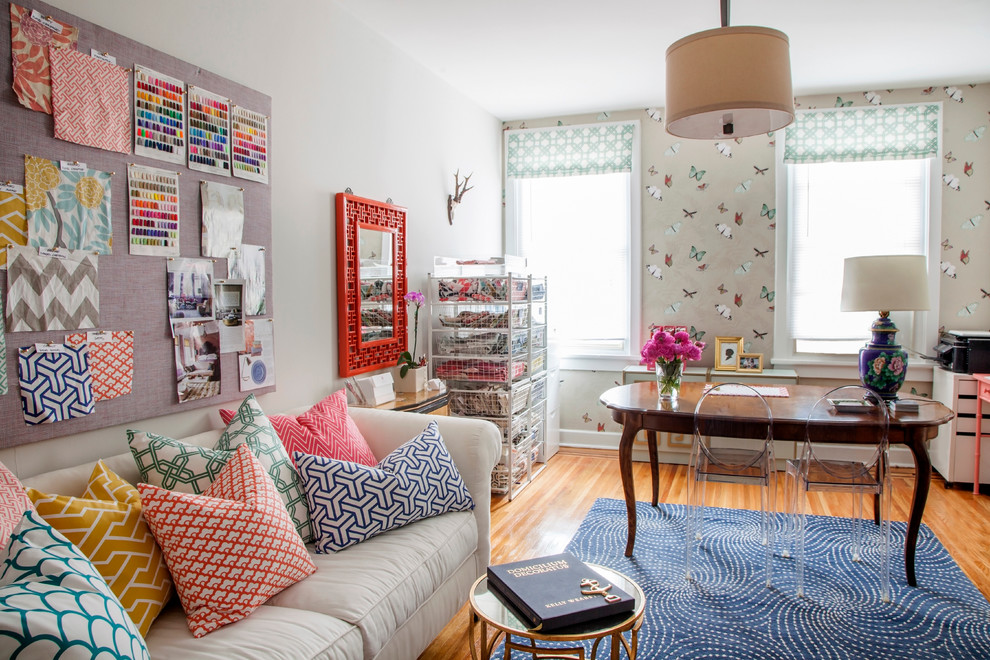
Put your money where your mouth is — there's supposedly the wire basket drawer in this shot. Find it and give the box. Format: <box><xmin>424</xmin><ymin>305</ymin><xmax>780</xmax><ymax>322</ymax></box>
<box><xmin>434</xmin><ymin>277</ymin><xmax>528</xmax><ymax>303</ymax></box>
<box><xmin>529</xmin><ymin>375</ymin><xmax>547</xmax><ymax>406</ymax></box>
<box><xmin>434</xmin><ymin>358</ymin><xmax>527</xmax><ymax>382</ymax></box>
<box><xmin>448</xmin><ymin>380</ymin><xmax>531</xmax><ymax>416</ymax></box>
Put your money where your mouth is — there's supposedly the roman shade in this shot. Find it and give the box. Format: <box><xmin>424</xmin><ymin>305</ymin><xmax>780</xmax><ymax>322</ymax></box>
<box><xmin>506</xmin><ymin>122</ymin><xmax>636</xmax><ymax>179</ymax></box>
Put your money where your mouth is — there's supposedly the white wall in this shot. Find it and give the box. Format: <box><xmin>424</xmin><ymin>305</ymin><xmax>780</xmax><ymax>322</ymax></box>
<box><xmin>2</xmin><ymin>0</ymin><xmax>503</xmax><ymax>477</ymax></box>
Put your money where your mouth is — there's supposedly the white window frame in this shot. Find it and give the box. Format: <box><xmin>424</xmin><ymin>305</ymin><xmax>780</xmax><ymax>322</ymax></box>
<box><xmin>505</xmin><ymin>121</ymin><xmax>642</xmax><ymax>371</ymax></box>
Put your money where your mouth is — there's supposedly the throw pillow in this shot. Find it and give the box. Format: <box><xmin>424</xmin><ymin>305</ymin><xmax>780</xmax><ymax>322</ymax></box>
<box><xmin>0</xmin><ymin>462</ymin><xmax>33</xmax><ymax>551</ymax></box>
<box><xmin>215</xmin><ymin>394</ymin><xmax>312</xmax><ymax>542</ymax></box>
<box><xmin>26</xmin><ymin>461</ymin><xmax>173</xmax><ymax>637</ymax></box>
<box><xmin>220</xmin><ymin>389</ymin><xmax>377</xmax><ymax>466</ymax></box>
<box><xmin>139</xmin><ymin>445</ymin><xmax>317</xmax><ymax>637</ymax></box>
<box><xmin>0</xmin><ymin>510</ymin><xmax>150</xmax><ymax>659</ymax></box>
<box><xmin>295</xmin><ymin>420</ymin><xmax>474</xmax><ymax>552</ymax></box>
<box><xmin>128</xmin><ymin>428</ymin><xmax>232</xmax><ymax>493</ymax></box>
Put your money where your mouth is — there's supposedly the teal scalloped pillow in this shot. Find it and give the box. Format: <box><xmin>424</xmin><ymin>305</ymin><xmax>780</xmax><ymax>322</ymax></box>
<box><xmin>0</xmin><ymin>510</ymin><xmax>150</xmax><ymax>659</ymax></box>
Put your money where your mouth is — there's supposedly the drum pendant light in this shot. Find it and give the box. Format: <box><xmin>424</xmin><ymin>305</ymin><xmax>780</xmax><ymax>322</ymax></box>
<box><xmin>665</xmin><ymin>0</ymin><xmax>794</xmax><ymax>139</ymax></box>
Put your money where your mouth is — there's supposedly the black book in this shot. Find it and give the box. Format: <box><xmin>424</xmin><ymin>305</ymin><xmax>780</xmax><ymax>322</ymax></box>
<box><xmin>486</xmin><ymin>553</ymin><xmax>635</xmax><ymax>631</ymax></box>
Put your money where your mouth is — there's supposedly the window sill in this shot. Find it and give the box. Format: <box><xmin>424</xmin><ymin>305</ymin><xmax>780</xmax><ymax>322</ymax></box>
<box><xmin>771</xmin><ymin>357</ymin><xmax>935</xmax><ymax>382</ymax></box>
<box><xmin>560</xmin><ymin>355</ymin><xmax>637</xmax><ymax>372</ymax></box>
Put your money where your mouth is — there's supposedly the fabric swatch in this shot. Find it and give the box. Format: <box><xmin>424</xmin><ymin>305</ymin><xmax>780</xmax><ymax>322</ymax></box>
<box><xmin>200</xmin><ymin>180</ymin><xmax>244</xmax><ymax>258</ymax></box>
<box><xmin>65</xmin><ymin>330</ymin><xmax>134</xmax><ymax>401</ymax></box>
<box><xmin>25</xmin><ymin>155</ymin><xmax>113</xmax><ymax>254</ymax></box>
<box><xmin>6</xmin><ymin>245</ymin><xmax>99</xmax><ymax>331</ymax></box>
<box><xmin>17</xmin><ymin>343</ymin><xmax>94</xmax><ymax>425</ymax></box>
<box><xmin>9</xmin><ymin>4</ymin><xmax>79</xmax><ymax>114</ymax></box>
<box><xmin>228</xmin><ymin>243</ymin><xmax>266</xmax><ymax>315</ymax></box>
<box><xmin>0</xmin><ymin>188</ymin><xmax>28</xmax><ymax>270</ymax></box>
<box><xmin>0</xmin><ymin>462</ymin><xmax>34</xmax><ymax>552</ymax></box>
<box><xmin>50</xmin><ymin>46</ymin><xmax>131</xmax><ymax>154</ymax></box>
<box><xmin>0</xmin><ymin>290</ymin><xmax>5</xmax><ymax>397</ymax></box>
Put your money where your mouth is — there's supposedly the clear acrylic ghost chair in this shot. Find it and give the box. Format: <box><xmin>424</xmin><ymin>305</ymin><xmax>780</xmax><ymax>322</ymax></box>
<box><xmin>687</xmin><ymin>383</ymin><xmax>775</xmax><ymax>587</ymax></box>
<box><xmin>784</xmin><ymin>385</ymin><xmax>892</xmax><ymax>602</ymax></box>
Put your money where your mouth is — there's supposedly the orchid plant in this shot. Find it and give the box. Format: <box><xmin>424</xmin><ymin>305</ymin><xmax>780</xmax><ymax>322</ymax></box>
<box><xmin>396</xmin><ymin>290</ymin><xmax>426</xmax><ymax>377</ymax></box>
<box><xmin>641</xmin><ymin>329</ymin><xmax>705</xmax><ymax>397</ymax></box>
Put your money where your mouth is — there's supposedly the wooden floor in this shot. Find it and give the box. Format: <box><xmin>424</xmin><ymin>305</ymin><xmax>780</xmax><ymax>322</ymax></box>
<box><xmin>419</xmin><ymin>447</ymin><xmax>990</xmax><ymax>659</ymax></box>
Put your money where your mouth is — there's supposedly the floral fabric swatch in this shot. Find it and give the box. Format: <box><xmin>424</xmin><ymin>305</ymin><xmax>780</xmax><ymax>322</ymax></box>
<box><xmin>200</xmin><ymin>181</ymin><xmax>243</xmax><ymax>258</ymax></box>
<box><xmin>25</xmin><ymin>155</ymin><xmax>113</xmax><ymax>254</ymax></box>
<box><xmin>65</xmin><ymin>331</ymin><xmax>134</xmax><ymax>402</ymax></box>
<box><xmin>10</xmin><ymin>4</ymin><xmax>79</xmax><ymax>114</ymax></box>
<box><xmin>0</xmin><ymin>188</ymin><xmax>28</xmax><ymax>270</ymax></box>
<box><xmin>6</xmin><ymin>245</ymin><xmax>99</xmax><ymax>332</ymax></box>
<box><xmin>17</xmin><ymin>343</ymin><xmax>94</xmax><ymax>425</ymax></box>
<box><xmin>51</xmin><ymin>47</ymin><xmax>131</xmax><ymax>154</ymax></box>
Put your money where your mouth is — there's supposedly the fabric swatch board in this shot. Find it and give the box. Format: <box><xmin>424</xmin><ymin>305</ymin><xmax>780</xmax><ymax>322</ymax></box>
<box><xmin>51</xmin><ymin>46</ymin><xmax>131</xmax><ymax>154</ymax></box>
<box><xmin>65</xmin><ymin>331</ymin><xmax>134</xmax><ymax>402</ymax></box>
<box><xmin>25</xmin><ymin>155</ymin><xmax>113</xmax><ymax>254</ymax></box>
<box><xmin>0</xmin><ymin>186</ymin><xmax>28</xmax><ymax>269</ymax></box>
<box><xmin>6</xmin><ymin>245</ymin><xmax>99</xmax><ymax>332</ymax></box>
<box><xmin>18</xmin><ymin>343</ymin><xmax>95</xmax><ymax>425</ymax></box>
<box><xmin>10</xmin><ymin>3</ymin><xmax>79</xmax><ymax>113</ymax></box>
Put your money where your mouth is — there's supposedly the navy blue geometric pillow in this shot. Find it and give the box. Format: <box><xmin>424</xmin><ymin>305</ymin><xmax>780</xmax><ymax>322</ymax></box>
<box><xmin>295</xmin><ymin>421</ymin><xmax>474</xmax><ymax>552</ymax></box>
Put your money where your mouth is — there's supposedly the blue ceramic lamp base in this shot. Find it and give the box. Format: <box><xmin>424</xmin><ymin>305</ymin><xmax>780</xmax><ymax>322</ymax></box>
<box><xmin>859</xmin><ymin>313</ymin><xmax>908</xmax><ymax>400</ymax></box>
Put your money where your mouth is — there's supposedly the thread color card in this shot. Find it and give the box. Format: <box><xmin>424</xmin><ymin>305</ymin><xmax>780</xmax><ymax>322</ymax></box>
<box><xmin>127</xmin><ymin>164</ymin><xmax>180</xmax><ymax>256</ymax></box>
<box><xmin>187</xmin><ymin>85</ymin><xmax>231</xmax><ymax>177</ymax></box>
<box><xmin>134</xmin><ymin>65</ymin><xmax>186</xmax><ymax>164</ymax></box>
<box><xmin>231</xmin><ymin>104</ymin><xmax>269</xmax><ymax>184</ymax></box>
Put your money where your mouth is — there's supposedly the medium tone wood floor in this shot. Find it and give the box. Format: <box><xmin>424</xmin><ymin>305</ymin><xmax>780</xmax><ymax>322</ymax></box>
<box><xmin>420</xmin><ymin>447</ymin><xmax>990</xmax><ymax>659</ymax></box>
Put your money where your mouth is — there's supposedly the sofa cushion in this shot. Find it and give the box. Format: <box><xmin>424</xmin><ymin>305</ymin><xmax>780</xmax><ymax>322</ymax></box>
<box><xmin>267</xmin><ymin>508</ymin><xmax>478</xmax><ymax>659</ymax></box>
<box><xmin>25</xmin><ymin>461</ymin><xmax>173</xmax><ymax>637</ymax></box>
<box><xmin>129</xmin><ymin>429</ymin><xmax>232</xmax><ymax>493</ymax></box>
<box><xmin>295</xmin><ymin>421</ymin><xmax>474</xmax><ymax>552</ymax></box>
<box><xmin>221</xmin><ymin>389</ymin><xmax>376</xmax><ymax>466</ymax></box>
<box><xmin>215</xmin><ymin>393</ymin><xmax>312</xmax><ymax>542</ymax></box>
<box><xmin>139</xmin><ymin>446</ymin><xmax>316</xmax><ymax>637</ymax></box>
<box><xmin>0</xmin><ymin>510</ymin><xmax>150</xmax><ymax>660</ymax></box>
<box><xmin>0</xmin><ymin>462</ymin><xmax>33</xmax><ymax>551</ymax></box>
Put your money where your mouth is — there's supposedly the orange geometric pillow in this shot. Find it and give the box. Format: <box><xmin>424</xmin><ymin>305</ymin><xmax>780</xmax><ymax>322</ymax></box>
<box><xmin>138</xmin><ymin>445</ymin><xmax>316</xmax><ymax>637</ymax></box>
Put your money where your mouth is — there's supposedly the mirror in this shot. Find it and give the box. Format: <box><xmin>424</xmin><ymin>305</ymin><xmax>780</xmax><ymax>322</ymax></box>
<box><xmin>336</xmin><ymin>193</ymin><xmax>407</xmax><ymax>377</ymax></box>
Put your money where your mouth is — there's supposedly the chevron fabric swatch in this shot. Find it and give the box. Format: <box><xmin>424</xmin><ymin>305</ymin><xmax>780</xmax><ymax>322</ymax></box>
<box><xmin>65</xmin><ymin>330</ymin><xmax>134</xmax><ymax>401</ymax></box>
<box><xmin>216</xmin><ymin>394</ymin><xmax>312</xmax><ymax>542</ymax></box>
<box><xmin>139</xmin><ymin>446</ymin><xmax>316</xmax><ymax>637</ymax></box>
<box><xmin>0</xmin><ymin>189</ymin><xmax>28</xmax><ymax>270</ymax></box>
<box><xmin>51</xmin><ymin>46</ymin><xmax>131</xmax><ymax>154</ymax></box>
<box><xmin>295</xmin><ymin>421</ymin><xmax>474</xmax><ymax>552</ymax></box>
<box><xmin>25</xmin><ymin>155</ymin><xmax>113</xmax><ymax>254</ymax></box>
<box><xmin>0</xmin><ymin>463</ymin><xmax>34</xmax><ymax>552</ymax></box>
<box><xmin>0</xmin><ymin>511</ymin><xmax>150</xmax><ymax>659</ymax></box>
<box><xmin>17</xmin><ymin>343</ymin><xmax>94</xmax><ymax>425</ymax></box>
<box><xmin>128</xmin><ymin>429</ymin><xmax>232</xmax><ymax>493</ymax></box>
<box><xmin>220</xmin><ymin>389</ymin><xmax>377</xmax><ymax>466</ymax></box>
<box><xmin>6</xmin><ymin>245</ymin><xmax>99</xmax><ymax>331</ymax></box>
<box><xmin>10</xmin><ymin>4</ymin><xmax>79</xmax><ymax>114</ymax></box>
<box><xmin>27</xmin><ymin>461</ymin><xmax>173</xmax><ymax>637</ymax></box>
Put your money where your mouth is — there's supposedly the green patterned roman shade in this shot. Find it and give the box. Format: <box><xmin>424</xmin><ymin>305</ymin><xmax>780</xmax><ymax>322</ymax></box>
<box><xmin>506</xmin><ymin>122</ymin><xmax>636</xmax><ymax>178</ymax></box>
<box><xmin>783</xmin><ymin>103</ymin><xmax>941</xmax><ymax>164</ymax></box>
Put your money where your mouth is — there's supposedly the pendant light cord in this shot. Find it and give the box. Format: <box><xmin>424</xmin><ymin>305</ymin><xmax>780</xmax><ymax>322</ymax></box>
<box><xmin>720</xmin><ymin>0</ymin><xmax>730</xmax><ymax>28</ymax></box>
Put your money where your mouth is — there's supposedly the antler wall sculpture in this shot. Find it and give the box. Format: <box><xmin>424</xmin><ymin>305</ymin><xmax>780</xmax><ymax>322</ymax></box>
<box><xmin>447</xmin><ymin>170</ymin><xmax>473</xmax><ymax>224</ymax></box>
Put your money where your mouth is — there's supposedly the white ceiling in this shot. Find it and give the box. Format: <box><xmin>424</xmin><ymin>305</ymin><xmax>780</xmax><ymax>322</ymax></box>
<box><xmin>334</xmin><ymin>0</ymin><xmax>990</xmax><ymax>121</ymax></box>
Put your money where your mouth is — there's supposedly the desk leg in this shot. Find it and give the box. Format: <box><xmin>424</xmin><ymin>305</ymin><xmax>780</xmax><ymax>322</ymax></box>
<box><xmin>620</xmin><ymin>415</ymin><xmax>642</xmax><ymax>557</ymax></box>
<box><xmin>647</xmin><ymin>431</ymin><xmax>659</xmax><ymax>507</ymax></box>
<box><xmin>975</xmin><ymin>394</ymin><xmax>983</xmax><ymax>495</ymax></box>
<box><xmin>905</xmin><ymin>432</ymin><xmax>931</xmax><ymax>587</ymax></box>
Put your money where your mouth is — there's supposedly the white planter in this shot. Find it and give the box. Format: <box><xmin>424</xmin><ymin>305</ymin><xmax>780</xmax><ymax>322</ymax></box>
<box><xmin>392</xmin><ymin>365</ymin><xmax>427</xmax><ymax>392</ymax></box>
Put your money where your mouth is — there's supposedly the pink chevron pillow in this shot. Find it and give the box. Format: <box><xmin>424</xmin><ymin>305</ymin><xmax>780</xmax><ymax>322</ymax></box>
<box><xmin>220</xmin><ymin>389</ymin><xmax>376</xmax><ymax>466</ymax></box>
<box><xmin>0</xmin><ymin>462</ymin><xmax>34</xmax><ymax>551</ymax></box>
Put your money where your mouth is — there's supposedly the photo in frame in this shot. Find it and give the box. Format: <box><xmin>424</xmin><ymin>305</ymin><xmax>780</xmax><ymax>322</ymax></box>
<box><xmin>737</xmin><ymin>353</ymin><xmax>764</xmax><ymax>373</ymax></box>
<box><xmin>714</xmin><ymin>336</ymin><xmax>743</xmax><ymax>371</ymax></box>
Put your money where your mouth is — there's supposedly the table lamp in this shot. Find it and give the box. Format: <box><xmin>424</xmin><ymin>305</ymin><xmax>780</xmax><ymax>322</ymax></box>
<box><xmin>840</xmin><ymin>255</ymin><xmax>930</xmax><ymax>399</ymax></box>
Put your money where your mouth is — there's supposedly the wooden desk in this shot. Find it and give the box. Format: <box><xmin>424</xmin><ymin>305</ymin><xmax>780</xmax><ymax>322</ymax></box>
<box><xmin>600</xmin><ymin>381</ymin><xmax>954</xmax><ymax>587</ymax></box>
<box><xmin>353</xmin><ymin>388</ymin><xmax>449</xmax><ymax>414</ymax></box>
<box><xmin>975</xmin><ymin>374</ymin><xmax>990</xmax><ymax>494</ymax></box>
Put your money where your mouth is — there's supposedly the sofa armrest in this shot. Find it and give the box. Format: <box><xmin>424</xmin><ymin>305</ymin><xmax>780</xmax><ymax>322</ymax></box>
<box><xmin>347</xmin><ymin>407</ymin><xmax>501</xmax><ymax>575</ymax></box>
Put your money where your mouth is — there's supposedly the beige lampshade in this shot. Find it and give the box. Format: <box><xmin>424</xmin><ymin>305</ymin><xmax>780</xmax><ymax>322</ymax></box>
<box><xmin>665</xmin><ymin>26</ymin><xmax>794</xmax><ymax>139</ymax></box>
<box><xmin>840</xmin><ymin>255</ymin><xmax>931</xmax><ymax>312</ymax></box>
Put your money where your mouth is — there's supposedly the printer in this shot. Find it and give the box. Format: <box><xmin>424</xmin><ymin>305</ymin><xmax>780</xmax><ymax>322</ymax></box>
<box><xmin>935</xmin><ymin>330</ymin><xmax>990</xmax><ymax>373</ymax></box>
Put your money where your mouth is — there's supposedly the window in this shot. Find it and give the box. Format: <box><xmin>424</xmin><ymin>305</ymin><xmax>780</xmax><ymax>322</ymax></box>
<box><xmin>505</xmin><ymin>122</ymin><xmax>641</xmax><ymax>362</ymax></box>
<box><xmin>775</xmin><ymin>104</ymin><xmax>941</xmax><ymax>363</ymax></box>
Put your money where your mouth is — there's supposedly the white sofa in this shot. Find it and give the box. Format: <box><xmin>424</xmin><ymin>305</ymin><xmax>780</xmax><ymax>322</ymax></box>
<box><xmin>21</xmin><ymin>406</ymin><xmax>502</xmax><ymax>660</ymax></box>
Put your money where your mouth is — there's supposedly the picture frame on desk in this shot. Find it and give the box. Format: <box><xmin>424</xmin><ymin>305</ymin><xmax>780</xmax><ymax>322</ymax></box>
<box><xmin>714</xmin><ymin>336</ymin><xmax>743</xmax><ymax>371</ymax></box>
<box><xmin>737</xmin><ymin>353</ymin><xmax>764</xmax><ymax>373</ymax></box>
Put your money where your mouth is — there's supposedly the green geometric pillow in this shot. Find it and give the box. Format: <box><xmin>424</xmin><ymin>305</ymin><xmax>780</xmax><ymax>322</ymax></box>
<box><xmin>216</xmin><ymin>394</ymin><xmax>312</xmax><ymax>542</ymax></box>
<box><xmin>0</xmin><ymin>510</ymin><xmax>150</xmax><ymax>659</ymax></box>
<box><xmin>127</xmin><ymin>429</ymin><xmax>232</xmax><ymax>493</ymax></box>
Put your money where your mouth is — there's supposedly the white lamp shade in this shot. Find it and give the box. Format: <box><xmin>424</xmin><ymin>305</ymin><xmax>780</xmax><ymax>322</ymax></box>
<box><xmin>840</xmin><ymin>255</ymin><xmax>931</xmax><ymax>312</ymax></box>
<box><xmin>665</xmin><ymin>26</ymin><xmax>794</xmax><ymax>140</ymax></box>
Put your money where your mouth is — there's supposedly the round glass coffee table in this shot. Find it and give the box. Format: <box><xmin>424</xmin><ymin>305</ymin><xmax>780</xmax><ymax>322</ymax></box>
<box><xmin>468</xmin><ymin>563</ymin><xmax>645</xmax><ymax>660</ymax></box>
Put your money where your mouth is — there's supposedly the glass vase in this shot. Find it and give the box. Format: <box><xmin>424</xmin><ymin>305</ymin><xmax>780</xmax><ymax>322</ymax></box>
<box><xmin>655</xmin><ymin>359</ymin><xmax>683</xmax><ymax>402</ymax></box>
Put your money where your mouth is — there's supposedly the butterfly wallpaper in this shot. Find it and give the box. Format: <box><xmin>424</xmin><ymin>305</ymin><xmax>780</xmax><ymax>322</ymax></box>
<box><xmin>504</xmin><ymin>81</ymin><xmax>989</xmax><ymax>434</ymax></box>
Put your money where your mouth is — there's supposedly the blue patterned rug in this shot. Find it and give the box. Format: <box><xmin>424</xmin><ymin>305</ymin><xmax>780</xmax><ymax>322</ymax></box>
<box><xmin>492</xmin><ymin>499</ymin><xmax>990</xmax><ymax>659</ymax></box>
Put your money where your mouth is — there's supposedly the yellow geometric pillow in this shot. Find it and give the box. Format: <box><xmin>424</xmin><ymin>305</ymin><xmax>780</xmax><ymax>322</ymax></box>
<box><xmin>26</xmin><ymin>460</ymin><xmax>173</xmax><ymax>637</ymax></box>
